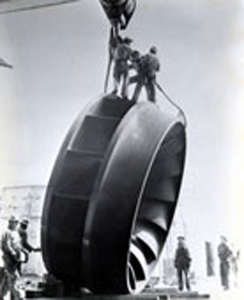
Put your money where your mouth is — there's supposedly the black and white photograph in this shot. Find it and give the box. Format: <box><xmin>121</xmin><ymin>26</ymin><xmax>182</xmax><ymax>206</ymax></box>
<box><xmin>0</xmin><ymin>1</ymin><xmax>243</xmax><ymax>300</ymax></box>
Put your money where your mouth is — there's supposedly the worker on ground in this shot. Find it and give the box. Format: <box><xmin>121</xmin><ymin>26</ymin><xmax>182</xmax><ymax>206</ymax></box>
<box><xmin>218</xmin><ymin>236</ymin><xmax>232</xmax><ymax>290</ymax></box>
<box><xmin>18</xmin><ymin>218</ymin><xmax>40</xmax><ymax>274</ymax></box>
<box><xmin>111</xmin><ymin>36</ymin><xmax>133</xmax><ymax>98</ymax></box>
<box><xmin>174</xmin><ymin>236</ymin><xmax>191</xmax><ymax>291</ymax></box>
<box><xmin>0</xmin><ymin>216</ymin><xmax>24</xmax><ymax>300</ymax></box>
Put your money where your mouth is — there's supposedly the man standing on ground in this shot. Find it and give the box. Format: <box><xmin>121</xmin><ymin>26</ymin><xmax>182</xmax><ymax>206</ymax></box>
<box><xmin>18</xmin><ymin>218</ymin><xmax>40</xmax><ymax>274</ymax></box>
<box><xmin>174</xmin><ymin>236</ymin><xmax>191</xmax><ymax>291</ymax></box>
<box><xmin>218</xmin><ymin>236</ymin><xmax>232</xmax><ymax>290</ymax></box>
<box><xmin>0</xmin><ymin>215</ymin><xmax>23</xmax><ymax>300</ymax></box>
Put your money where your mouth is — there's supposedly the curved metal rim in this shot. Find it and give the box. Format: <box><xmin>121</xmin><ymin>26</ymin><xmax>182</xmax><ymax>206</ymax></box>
<box><xmin>127</xmin><ymin>122</ymin><xmax>186</xmax><ymax>293</ymax></box>
<box><xmin>82</xmin><ymin>102</ymin><xmax>186</xmax><ymax>293</ymax></box>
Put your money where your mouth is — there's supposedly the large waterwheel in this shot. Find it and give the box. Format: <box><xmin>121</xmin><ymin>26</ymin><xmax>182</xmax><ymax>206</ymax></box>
<box><xmin>41</xmin><ymin>95</ymin><xmax>186</xmax><ymax>294</ymax></box>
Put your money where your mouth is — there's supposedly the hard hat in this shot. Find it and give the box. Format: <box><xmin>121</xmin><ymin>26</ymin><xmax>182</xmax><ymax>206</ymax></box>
<box><xmin>124</xmin><ymin>37</ymin><xmax>133</xmax><ymax>44</ymax></box>
<box><xmin>131</xmin><ymin>50</ymin><xmax>140</xmax><ymax>60</ymax></box>
<box><xmin>150</xmin><ymin>46</ymin><xmax>157</xmax><ymax>54</ymax></box>
<box><xmin>20</xmin><ymin>218</ymin><xmax>29</xmax><ymax>225</ymax></box>
<box><xmin>9</xmin><ymin>215</ymin><xmax>19</xmax><ymax>223</ymax></box>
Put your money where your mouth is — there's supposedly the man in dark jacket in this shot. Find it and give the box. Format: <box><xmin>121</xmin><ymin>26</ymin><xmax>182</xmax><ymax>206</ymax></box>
<box><xmin>218</xmin><ymin>236</ymin><xmax>232</xmax><ymax>290</ymax></box>
<box><xmin>130</xmin><ymin>46</ymin><xmax>160</xmax><ymax>102</ymax></box>
<box><xmin>18</xmin><ymin>219</ymin><xmax>40</xmax><ymax>274</ymax></box>
<box><xmin>129</xmin><ymin>49</ymin><xmax>144</xmax><ymax>102</ymax></box>
<box><xmin>18</xmin><ymin>219</ymin><xmax>38</xmax><ymax>254</ymax></box>
<box><xmin>142</xmin><ymin>46</ymin><xmax>160</xmax><ymax>102</ymax></box>
<box><xmin>174</xmin><ymin>236</ymin><xmax>191</xmax><ymax>291</ymax></box>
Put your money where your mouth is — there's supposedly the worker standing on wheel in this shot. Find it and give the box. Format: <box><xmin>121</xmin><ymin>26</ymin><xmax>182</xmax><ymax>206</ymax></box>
<box><xmin>142</xmin><ymin>46</ymin><xmax>160</xmax><ymax>103</ymax></box>
<box><xmin>129</xmin><ymin>50</ymin><xmax>145</xmax><ymax>102</ymax></box>
<box><xmin>111</xmin><ymin>36</ymin><xmax>133</xmax><ymax>98</ymax></box>
<box><xmin>130</xmin><ymin>46</ymin><xmax>160</xmax><ymax>103</ymax></box>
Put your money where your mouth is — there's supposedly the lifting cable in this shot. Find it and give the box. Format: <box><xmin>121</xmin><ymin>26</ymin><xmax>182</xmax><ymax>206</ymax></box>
<box><xmin>156</xmin><ymin>81</ymin><xmax>187</xmax><ymax>127</ymax></box>
<box><xmin>104</xmin><ymin>27</ymin><xmax>114</xmax><ymax>93</ymax></box>
<box><xmin>104</xmin><ymin>24</ymin><xmax>121</xmax><ymax>93</ymax></box>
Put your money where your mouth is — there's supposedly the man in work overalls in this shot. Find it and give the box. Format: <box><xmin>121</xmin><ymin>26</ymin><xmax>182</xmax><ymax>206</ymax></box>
<box><xmin>112</xmin><ymin>36</ymin><xmax>133</xmax><ymax>98</ymax></box>
<box><xmin>0</xmin><ymin>216</ymin><xmax>24</xmax><ymax>300</ymax></box>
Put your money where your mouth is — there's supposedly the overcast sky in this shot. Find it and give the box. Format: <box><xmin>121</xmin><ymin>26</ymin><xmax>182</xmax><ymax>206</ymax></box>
<box><xmin>0</xmin><ymin>0</ymin><xmax>244</xmax><ymax>293</ymax></box>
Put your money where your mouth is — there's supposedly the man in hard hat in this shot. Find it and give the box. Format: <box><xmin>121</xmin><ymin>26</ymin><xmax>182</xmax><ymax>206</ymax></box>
<box><xmin>130</xmin><ymin>46</ymin><xmax>160</xmax><ymax>102</ymax></box>
<box><xmin>141</xmin><ymin>46</ymin><xmax>160</xmax><ymax>103</ymax></box>
<box><xmin>112</xmin><ymin>36</ymin><xmax>133</xmax><ymax>98</ymax></box>
<box><xmin>0</xmin><ymin>216</ymin><xmax>23</xmax><ymax>300</ymax></box>
<box><xmin>129</xmin><ymin>49</ymin><xmax>143</xmax><ymax>102</ymax></box>
<box><xmin>174</xmin><ymin>236</ymin><xmax>192</xmax><ymax>291</ymax></box>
